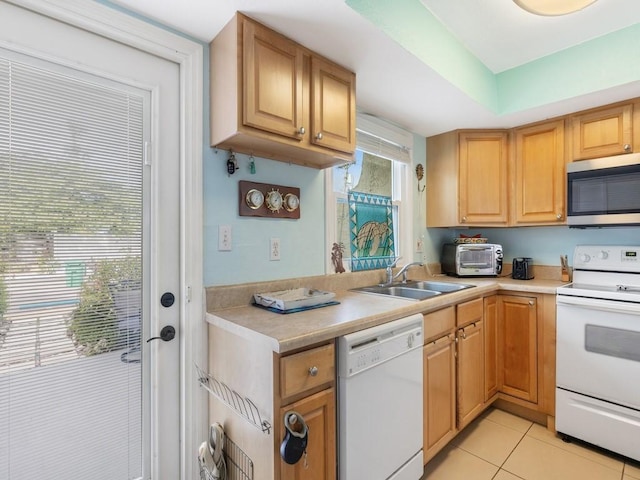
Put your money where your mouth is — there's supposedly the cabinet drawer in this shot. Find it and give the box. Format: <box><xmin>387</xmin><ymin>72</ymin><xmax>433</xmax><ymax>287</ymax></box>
<box><xmin>423</xmin><ymin>307</ymin><xmax>455</xmax><ymax>343</ymax></box>
<box><xmin>280</xmin><ymin>343</ymin><xmax>335</xmax><ymax>399</ymax></box>
<box><xmin>457</xmin><ymin>297</ymin><xmax>484</xmax><ymax>327</ymax></box>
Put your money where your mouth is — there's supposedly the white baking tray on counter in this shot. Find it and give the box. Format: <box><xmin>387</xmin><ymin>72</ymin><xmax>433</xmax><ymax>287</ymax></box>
<box><xmin>253</xmin><ymin>288</ymin><xmax>336</xmax><ymax>312</ymax></box>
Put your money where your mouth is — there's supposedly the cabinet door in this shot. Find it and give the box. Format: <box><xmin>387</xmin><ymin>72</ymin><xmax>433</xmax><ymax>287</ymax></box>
<box><xmin>423</xmin><ymin>334</ymin><xmax>456</xmax><ymax>463</ymax></box>
<box><xmin>458</xmin><ymin>131</ymin><xmax>509</xmax><ymax>225</ymax></box>
<box><xmin>243</xmin><ymin>17</ymin><xmax>304</xmax><ymax>140</ymax></box>
<box><xmin>484</xmin><ymin>295</ymin><xmax>498</xmax><ymax>400</ymax></box>
<box><xmin>571</xmin><ymin>103</ymin><xmax>633</xmax><ymax>160</ymax></box>
<box><xmin>280</xmin><ymin>388</ymin><xmax>336</xmax><ymax>480</ymax></box>
<box><xmin>311</xmin><ymin>56</ymin><xmax>355</xmax><ymax>154</ymax></box>
<box><xmin>498</xmin><ymin>295</ymin><xmax>538</xmax><ymax>403</ymax></box>
<box><xmin>514</xmin><ymin>120</ymin><xmax>566</xmax><ymax>225</ymax></box>
<box><xmin>457</xmin><ymin>321</ymin><xmax>484</xmax><ymax>429</ymax></box>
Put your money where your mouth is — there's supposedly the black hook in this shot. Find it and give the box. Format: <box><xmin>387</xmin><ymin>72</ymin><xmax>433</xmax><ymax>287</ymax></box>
<box><xmin>147</xmin><ymin>325</ymin><xmax>176</xmax><ymax>343</ymax></box>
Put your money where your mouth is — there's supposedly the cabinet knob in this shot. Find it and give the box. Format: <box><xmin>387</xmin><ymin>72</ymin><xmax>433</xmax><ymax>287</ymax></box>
<box><xmin>461</xmin><ymin>216</ymin><xmax>467</xmax><ymax>223</ymax></box>
<box><xmin>308</xmin><ymin>366</ymin><xmax>318</xmax><ymax>376</ymax></box>
<box><xmin>529</xmin><ymin>300</ymin><xmax>534</xmax><ymax>306</ymax></box>
<box><xmin>298</xmin><ymin>127</ymin><xmax>306</xmax><ymax>135</ymax></box>
<box><xmin>315</xmin><ymin>132</ymin><xmax>323</xmax><ymax>140</ymax></box>
<box><xmin>556</xmin><ymin>213</ymin><xmax>563</xmax><ymax>220</ymax></box>
<box><xmin>624</xmin><ymin>143</ymin><xmax>632</xmax><ymax>152</ymax></box>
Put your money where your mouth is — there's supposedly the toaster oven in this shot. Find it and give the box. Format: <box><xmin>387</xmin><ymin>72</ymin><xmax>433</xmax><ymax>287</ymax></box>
<box><xmin>441</xmin><ymin>243</ymin><xmax>503</xmax><ymax>277</ymax></box>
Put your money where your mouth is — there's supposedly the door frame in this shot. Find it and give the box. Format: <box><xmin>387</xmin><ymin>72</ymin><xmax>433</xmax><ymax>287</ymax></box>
<box><xmin>4</xmin><ymin>1</ymin><xmax>206</xmax><ymax>478</ymax></box>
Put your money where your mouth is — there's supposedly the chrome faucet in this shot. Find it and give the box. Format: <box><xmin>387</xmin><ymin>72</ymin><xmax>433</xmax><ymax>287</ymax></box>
<box><xmin>394</xmin><ymin>261</ymin><xmax>424</xmax><ymax>283</ymax></box>
<box><xmin>381</xmin><ymin>258</ymin><xmax>423</xmax><ymax>286</ymax></box>
<box><xmin>383</xmin><ymin>257</ymin><xmax>402</xmax><ymax>286</ymax></box>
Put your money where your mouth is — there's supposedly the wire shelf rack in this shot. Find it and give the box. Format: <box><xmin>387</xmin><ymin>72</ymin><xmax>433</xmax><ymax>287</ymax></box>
<box><xmin>195</xmin><ymin>363</ymin><xmax>272</xmax><ymax>435</ymax></box>
<box><xmin>225</xmin><ymin>434</ymin><xmax>254</xmax><ymax>480</ymax></box>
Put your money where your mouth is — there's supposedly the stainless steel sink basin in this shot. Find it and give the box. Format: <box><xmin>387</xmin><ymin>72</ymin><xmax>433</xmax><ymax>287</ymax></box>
<box><xmin>404</xmin><ymin>281</ymin><xmax>475</xmax><ymax>293</ymax></box>
<box><xmin>352</xmin><ymin>285</ymin><xmax>442</xmax><ymax>301</ymax></box>
<box><xmin>351</xmin><ymin>280</ymin><xmax>475</xmax><ymax>301</ymax></box>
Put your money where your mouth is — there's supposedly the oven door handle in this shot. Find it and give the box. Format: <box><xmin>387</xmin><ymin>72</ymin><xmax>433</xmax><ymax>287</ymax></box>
<box><xmin>557</xmin><ymin>295</ymin><xmax>640</xmax><ymax>315</ymax></box>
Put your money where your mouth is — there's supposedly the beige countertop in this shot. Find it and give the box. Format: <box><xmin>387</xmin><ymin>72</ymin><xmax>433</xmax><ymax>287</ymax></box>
<box><xmin>206</xmin><ymin>273</ymin><xmax>567</xmax><ymax>354</ymax></box>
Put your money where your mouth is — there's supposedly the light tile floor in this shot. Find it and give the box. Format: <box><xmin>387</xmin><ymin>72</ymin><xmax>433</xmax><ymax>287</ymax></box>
<box><xmin>422</xmin><ymin>408</ymin><xmax>640</xmax><ymax>480</ymax></box>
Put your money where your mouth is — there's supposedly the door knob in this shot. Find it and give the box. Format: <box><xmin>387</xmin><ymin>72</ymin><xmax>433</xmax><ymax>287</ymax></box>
<box><xmin>147</xmin><ymin>325</ymin><xmax>176</xmax><ymax>343</ymax></box>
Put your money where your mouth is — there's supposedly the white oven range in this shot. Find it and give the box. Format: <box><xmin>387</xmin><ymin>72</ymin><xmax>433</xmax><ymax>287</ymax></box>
<box><xmin>556</xmin><ymin>245</ymin><xmax>640</xmax><ymax>462</ymax></box>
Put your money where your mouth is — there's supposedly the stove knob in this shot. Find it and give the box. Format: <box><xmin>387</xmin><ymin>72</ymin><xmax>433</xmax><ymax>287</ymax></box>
<box><xmin>598</xmin><ymin>250</ymin><xmax>609</xmax><ymax>260</ymax></box>
<box><xmin>579</xmin><ymin>253</ymin><xmax>591</xmax><ymax>263</ymax></box>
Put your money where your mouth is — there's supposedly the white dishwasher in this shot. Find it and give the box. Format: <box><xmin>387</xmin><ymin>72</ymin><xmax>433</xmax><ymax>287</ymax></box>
<box><xmin>338</xmin><ymin>314</ymin><xmax>423</xmax><ymax>480</ymax></box>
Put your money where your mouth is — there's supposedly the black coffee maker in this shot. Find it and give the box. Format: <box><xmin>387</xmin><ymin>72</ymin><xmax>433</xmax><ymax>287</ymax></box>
<box><xmin>512</xmin><ymin>257</ymin><xmax>534</xmax><ymax>280</ymax></box>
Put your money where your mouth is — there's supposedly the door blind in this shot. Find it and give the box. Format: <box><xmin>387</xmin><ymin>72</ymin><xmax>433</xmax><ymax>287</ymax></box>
<box><xmin>0</xmin><ymin>57</ymin><xmax>145</xmax><ymax>480</ymax></box>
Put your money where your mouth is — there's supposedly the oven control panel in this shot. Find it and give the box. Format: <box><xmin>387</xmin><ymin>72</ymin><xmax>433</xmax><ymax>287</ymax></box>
<box><xmin>574</xmin><ymin>245</ymin><xmax>640</xmax><ymax>271</ymax></box>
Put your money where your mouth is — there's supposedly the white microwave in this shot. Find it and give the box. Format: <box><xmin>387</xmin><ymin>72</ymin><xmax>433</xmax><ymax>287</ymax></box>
<box><xmin>567</xmin><ymin>153</ymin><xmax>640</xmax><ymax>227</ymax></box>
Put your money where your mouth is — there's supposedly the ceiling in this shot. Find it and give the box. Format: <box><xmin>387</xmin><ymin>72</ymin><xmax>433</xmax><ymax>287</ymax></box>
<box><xmin>109</xmin><ymin>0</ymin><xmax>640</xmax><ymax>138</ymax></box>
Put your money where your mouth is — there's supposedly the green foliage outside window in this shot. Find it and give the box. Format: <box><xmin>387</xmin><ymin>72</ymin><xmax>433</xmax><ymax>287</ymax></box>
<box><xmin>68</xmin><ymin>256</ymin><xmax>141</xmax><ymax>356</ymax></box>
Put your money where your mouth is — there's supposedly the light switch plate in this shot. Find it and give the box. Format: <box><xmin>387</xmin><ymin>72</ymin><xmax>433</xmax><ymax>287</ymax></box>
<box><xmin>218</xmin><ymin>225</ymin><xmax>232</xmax><ymax>251</ymax></box>
<box><xmin>270</xmin><ymin>237</ymin><xmax>281</xmax><ymax>261</ymax></box>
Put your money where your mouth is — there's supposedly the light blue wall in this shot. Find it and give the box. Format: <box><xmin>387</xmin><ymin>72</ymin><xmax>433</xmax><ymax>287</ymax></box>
<box><xmin>202</xmin><ymin>44</ymin><xmax>327</xmax><ymax>286</ymax></box>
<box><xmin>425</xmin><ymin>227</ymin><xmax>640</xmax><ymax>269</ymax></box>
<box><xmin>497</xmin><ymin>24</ymin><xmax>640</xmax><ymax>114</ymax></box>
<box><xmin>346</xmin><ymin>0</ymin><xmax>497</xmax><ymax>111</ymax></box>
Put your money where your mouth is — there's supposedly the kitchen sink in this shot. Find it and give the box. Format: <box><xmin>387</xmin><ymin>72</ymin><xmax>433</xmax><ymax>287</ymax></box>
<box><xmin>403</xmin><ymin>280</ymin><xmax>475</xmax><ymax>293</ymax></box>
<box><xmin>351</xmin><ymin>285</ymin><xmax>442</xmax><ymax>301</ymax></box>
<box><xmin>351</xmin><ymin>280</ymin><xmax>475</xmax><ymax>301</ymax></box>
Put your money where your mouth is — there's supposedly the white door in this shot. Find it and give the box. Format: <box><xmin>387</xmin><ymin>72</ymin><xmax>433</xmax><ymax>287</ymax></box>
<box><xmin>0</xmin><ymin>2</ymin><xmax>181</xmax><ymax>479</ymax></box>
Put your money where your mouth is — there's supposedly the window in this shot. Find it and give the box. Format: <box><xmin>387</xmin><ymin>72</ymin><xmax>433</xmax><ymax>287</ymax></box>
<box><xmin>326</xmin><ymin>113</ymin><xmax>413</xmax><ymax>273</ymax></box>
<box><xmin>0</xmin><ymin>54</ymin><xmax>146</xmax><ymax>479</ymax></box>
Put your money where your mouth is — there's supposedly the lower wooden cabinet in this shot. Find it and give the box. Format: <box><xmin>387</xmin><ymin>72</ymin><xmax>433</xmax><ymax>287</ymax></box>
<box><xmin>484</xmin><ymin>295</ymin><xmax>498</xmax><ymax>400</ymax></box>
<box><xmin>423</xmin><ymin>334</ymin><xmax>456</xmax><ymax>463</ymax></box>
<box><xmin>498</xmin><ymin>295</ymin><xmax>538</xmax><ymax>403</ymax></box>
<box><xmin>421</xmin><ymin>292</ymin><xmax>556</xmax><ymax>467</ymax></box>
<box><xmin>279</xmin><ymin>388</ymin><xmax>336</xmax><ymax>480</ymax></box>
<box><xmin>457</xmin><ymin>320</ymin><xmax>484</xmax><ymax>429</ymax></box>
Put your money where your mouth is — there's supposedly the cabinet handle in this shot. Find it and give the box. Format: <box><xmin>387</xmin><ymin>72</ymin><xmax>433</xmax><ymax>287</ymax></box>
<box><xmin>315</xmin><ymin>132</ymin><xmax>323</xmax><ymax>140</ymax></box>
<box><xmin>461</xmin><ymin>216</ymin><xmax>467</xmax><ymax>223</ymax></box>
<box><xmin>624</xmin><ymin>143</ymin><xmax>632</xmax><ymax>152</ymax></box>
<box><xmin>308</xmin><ymin>366</ymin><xmax>318</xmax><ymax>376</ymax></box>
<box><xmin>298</xmin><ymin>127</ymin><xmax>306</xmax><ymax>135</ymax></box>
<box><xmin>529</xmin><ymin>300</ymin><xmax>534</xmax><ymax>306</ymax></box>
<box><xmin>556</xmin><ymin>213</ymin><xmax>563</xmax><ymax>220</ymax></box>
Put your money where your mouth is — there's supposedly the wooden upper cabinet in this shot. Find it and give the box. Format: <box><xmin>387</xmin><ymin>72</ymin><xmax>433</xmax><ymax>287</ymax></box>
<box><xmin>426</xmin><ymin>130</ymin><xmax>508</xmax><ymax>227</ymax></box>
<box><xmin>242</xmin><ymin>18</ymin><xmax>304</xmax><ymax>140</ymax></box>
<box><xmin>210</xmin><ymin>13</ymin><xmax>355</xmax><ymax>168</ymax></box>
<box><xmin>311</xmin><ymin>56</ymin><xmax>356</xmax><ymax>153</ymax></box>
<box><xmin>513</xmin><ymin>120</ymin><xmax>566</xmax><ymax>225</ymax></box>
<box><xmin>571</xmin><ymin>103</ymin><xmax>633</xmax><ymax>160</ymax></box>
<box><xmin>459</xmin><ymin>131</ymin><xmax>509</xmax><ymax>226</ymax></box>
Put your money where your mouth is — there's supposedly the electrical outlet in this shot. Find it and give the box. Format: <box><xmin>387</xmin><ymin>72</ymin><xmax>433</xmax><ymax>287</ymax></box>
<box><xmin>416</xmin><ymin>238</ymin><xmax>424</xmax><ymax>253</ymax></box>
<box><xmin>270</xmin><ymin>237</ymin><xmax>281</xmax><ymax>261</ymax></box>
<box><xmin>218</xmin><ymin>225</ymin><xmax>232</xmax><ymax>251</ymax></box>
